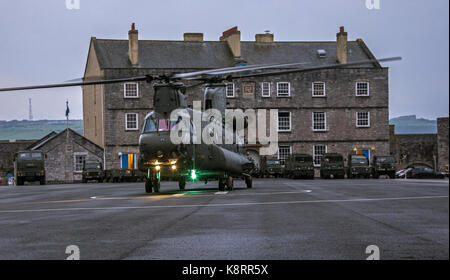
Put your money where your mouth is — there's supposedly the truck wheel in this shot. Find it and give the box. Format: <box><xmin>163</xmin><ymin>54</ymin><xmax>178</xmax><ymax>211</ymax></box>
<box><xmin>218</xmin><ymin>177</ymin><xmax>226</xmax><ymax>191</ymax></box>
<box><xmin>145</xmin><ymin>179</ymin><xmax>153</xmax><ymax>193</ymax></box>
<box><xmin>17</xmin><ymin>178</ymin><xmax>23</xmax><ymax>186</ymax></box>
<box><xmin>82</xmin><ymin>178</ymin><xmax>87</xmax><ymax>183</ymax></box>
<box><xmin>153</xmin><ymin>179</ymin><xmax>160</xmax><ymax>193</ymax></box>
<box><xmin>40</xmin><ymin>177</ymin><xmax>46</xmax><ymax>185</ymax></box>
<box><xmin>245</xmin><ymin>176</ymin><xmax>253</xmax><ymax>188</ymax></box>
<box><xmin>179</xmin><ymin>178</ymin><xmax>186</xmax><ymax>190</ymax></box>
<box><xmin>226</xmin><ymin>176</ymin><xmax>233</xmax><ymax>191</ymax></box>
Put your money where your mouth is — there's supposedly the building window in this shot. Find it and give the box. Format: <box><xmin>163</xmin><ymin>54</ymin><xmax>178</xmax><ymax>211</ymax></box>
<box><xmin>313</xmin><ymin>145</ymin><xmax>327</xmax><ymax>166</ymax></box>
<box><xmin>312</xmin><ymin>82</ymin><xmax>326</xmax><ymax>97</ymax></box>
<box><xmin>356</xmin><ymin>112</ymin><xmax>370</xmax><ymax>127</ymax></box>
<box><xmin>278</xmin><ymin>146</ymin><xmax>291</xmax><ymax>165</ymax></box>
<box><xmin>313</xmin><ymin>112</ymin><xmax>327</xmax><ymax>131</ymax></box>
<box><xmin>74</xmin><ymin>154</ymin><xmax>86</xmax><ymax>172</ymax></box>
<box><xmin>125</xmin><ymin>113</ymin><xmax>138</xmax><ymax>130</ymax></box>
<box><xmin>356</xmin><ymin>82</ymin><xmax>369</xmax><ymax>96</ymax></box>
<box><xmin>226</xmin><ymin>83</ymin><xmax>235</xmax><ymax>98</ymax></box>
<box><xmin>277</xmin><ymin>82</ymin><xmax>290</xmax><ymax>97</ymax></box>
<box><xmin>278</xmin><ymin>112</ymin><xmax>291</xmax><ymax>132</ymax></box>
<box><xmin>261</xmin><ymin>82</ymin><xmax>271</xmax><ymax>97</ymax></box>
<box><xmin>124</xmin><ymin>83</ymin><xmax>139</xmax><ymax>98</ymax></box>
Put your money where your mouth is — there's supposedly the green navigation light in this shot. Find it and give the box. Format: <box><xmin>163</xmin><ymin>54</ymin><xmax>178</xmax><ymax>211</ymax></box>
<box><xmin>191</xmin><ymin>169</ymin><xmax>197</xmax><ymax>180</ymax></box>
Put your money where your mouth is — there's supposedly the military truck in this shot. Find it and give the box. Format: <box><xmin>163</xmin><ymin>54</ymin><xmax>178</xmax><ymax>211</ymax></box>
<box><xmin>320</xmin><ymin>153</ymin><xmax>345</xmax><ymax>179</ymax></box>
<box><xmin>82</xmin><ymin>161</ymin><xmax>104</xmax><ymax>183</ymax></box>
<box><xmin>372</xmin><ymin>155</ymin><xmax>396</xmax><ymax>179</ymax></box>
<box><xmin>260</xmin><ymin>157</ymin><xmax>284</xmax><ymax>178</ymax></box>
<box><xmin>347</xmin><ymin>154</ymin><xmax>370</xmax><ymax>179</ymax></box>
<box><xmin>284</xmin><ymin>154</ymin><xmax>315</xmax><ymax>179</ymax></box>
<box><xmin>15</xmin><ymin>151</ymin><xmax>46</xmax><ymax>185</ymax></box>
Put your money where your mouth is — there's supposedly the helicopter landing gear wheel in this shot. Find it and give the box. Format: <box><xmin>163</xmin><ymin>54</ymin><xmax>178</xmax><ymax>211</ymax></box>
<box><xmin>145</xmin><ymin>179</ymin><xmax>153</xmax><ymax>193</ymax></box>
<box><xmin>178</xmin><ymin>177</ymin><xmax>186</xmax><ymax>190</ymax></box>
<box><xmin>226</xmin><ymin>176</ymin><xmax>233</xmax><ymax>191</ymax></box>
<box><xmin>218</xmin><ymin>177</ymin><xmax>226</xmax><ymax>191</ymax></box>
<box><xmin>245</xmin><ymin>176</ymin><xmax>253</xmax><ymax>188</ymax></box>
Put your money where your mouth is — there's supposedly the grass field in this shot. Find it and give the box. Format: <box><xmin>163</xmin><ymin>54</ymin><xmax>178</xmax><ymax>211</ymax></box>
<box><xmin>0</xmin><ymin>120</ymin><xmax>83</xmax><ymax>140</ymax></box>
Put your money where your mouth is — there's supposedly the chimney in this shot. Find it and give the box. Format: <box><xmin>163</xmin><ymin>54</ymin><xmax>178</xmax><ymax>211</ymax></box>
<box><xmin>128</xmin><ymin>23</ymin><xmax>139</xmax><ymax>65</ymax></box>
<box><xmin>336</xmin><ymin>26</ymin><xmax>347</xmax><ymax>64</ymax></box>
<box><xmin>255</xmin><ymin>30</ymin><xmax>274</xmax><ymax>43</ymax></box>
<box><xmin>184</xmin><ymin>33</ymin><xmax>204</xmax><ymax>42</ymax></box>
<box><xmin>220</xmin><ymin>26</ymin><xmax>241</xmax><ymax>58</ymax></box>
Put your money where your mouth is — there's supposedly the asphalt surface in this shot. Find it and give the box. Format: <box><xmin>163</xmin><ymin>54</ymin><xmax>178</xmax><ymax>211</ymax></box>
<box><xmin>0</xmin><ymin>178</ymin><xmax>448</xmax><ymax>260</ymax></box>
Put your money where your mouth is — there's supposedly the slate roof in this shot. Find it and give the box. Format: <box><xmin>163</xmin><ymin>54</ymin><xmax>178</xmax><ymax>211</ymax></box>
<box><xmin>92</xmin><ymin>39</ymin><xmax>378</xmax><ymax>70</ymax></box>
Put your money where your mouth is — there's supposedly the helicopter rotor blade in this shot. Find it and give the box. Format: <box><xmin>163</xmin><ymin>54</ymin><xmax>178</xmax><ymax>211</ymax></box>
<box><xmin>0</xmin><ymin>76</ymin><xmax>149</xmax><ymax>92</ymax></box>
<box><xmin>172</xmin><ymin>62</ymin><xmax>308</xmax><ymax>79</ymax></box>
<box><xmin>224</xmin><ymin>57</ymin><xmax>402</xmax><ymax>80</ymax></box>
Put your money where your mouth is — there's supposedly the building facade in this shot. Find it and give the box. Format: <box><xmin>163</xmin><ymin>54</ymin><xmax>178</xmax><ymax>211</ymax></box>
<box><xmin>83</xmin><ymin>25</ymin><xmax>390</xmax><ymax>174</ymax></box>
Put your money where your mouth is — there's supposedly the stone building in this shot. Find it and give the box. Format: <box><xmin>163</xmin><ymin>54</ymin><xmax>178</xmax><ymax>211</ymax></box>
<box><xmin>83</xmin><ymin>25</ymin><xmax>390</xmax><ymax>173</ymax></box>
<box><xmin>0</xmin><ymin>129</ymin><xmax>103</xmax><ymax>184</ymax></box>
<box><xmin>27</xmin><ymin>128</ymin><xmax>104</xmax><ymax>183</ymax></box>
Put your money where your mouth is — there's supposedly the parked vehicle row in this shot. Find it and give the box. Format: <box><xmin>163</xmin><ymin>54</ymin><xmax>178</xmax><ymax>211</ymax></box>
<box><xmin>396</xmin><ymin>166</ymin><xmax>446</xmax><ymax>179</ymax></box>
<box><xmin>82</xmin><ymin>161</ymin><xmax>147</xmax><ymax>183</ymax></box>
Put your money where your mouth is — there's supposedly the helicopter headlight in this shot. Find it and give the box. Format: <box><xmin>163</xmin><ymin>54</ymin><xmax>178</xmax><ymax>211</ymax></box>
<box><xmin>155</xmin><ymin>165</ymin><xmax>161</xmax><ymax>171</ymax></box>
<box><xmin>171</xmin><ymin>165</ymin><xmax>177</xmax><ymax>170</ymax></box>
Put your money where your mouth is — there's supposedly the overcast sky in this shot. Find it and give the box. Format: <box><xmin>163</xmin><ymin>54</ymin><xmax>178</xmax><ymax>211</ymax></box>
<box><xmin>0</xmin><ymin>0</ymin><xmax>448</xmax><ymax>120</ymax></box>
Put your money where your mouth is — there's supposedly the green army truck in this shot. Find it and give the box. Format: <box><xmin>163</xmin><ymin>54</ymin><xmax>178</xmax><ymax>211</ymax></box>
<box><xmin>15</xmin><ymin>151</ymin><xmax>46</xmax><ymax>185</ymax></box>
<box><xmin>82</xmin><ymin>161</ymin><xmax>104</xmax><ymax>183</ymax></box>
<box><xmin>320</xmin><ymin>153</ymin><xmax>345</xmax><ymax>179</ymax></box>
<box><xmin>284</xmin><ymin>154</ymin><xmax>315</xmax><ymax>179</ymax></box>
<box><xmin>347</xmin><ymin>154</ymin><xmax>370</xmax><ymax>179</ymax></box>
<box><xmin>372</xmin><ymin>155</ymin><xmax>396</xmax><ymax>179</ymax></box>
<box><xmin>261</xmin><ymin>157</ymin><xmax>284</xmax><ymax>178</ymax></box>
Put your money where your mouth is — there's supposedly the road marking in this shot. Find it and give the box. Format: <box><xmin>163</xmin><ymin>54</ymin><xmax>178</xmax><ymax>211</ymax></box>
<box><xmin>0</xmin><ymin>195</ymin><xmax>447</xmax><ymax>214</ymax></box>
<box><xmin>215</xmin><ymin>191</ymin><xmax>228</xmax><ymax>195</ymax></box>
<box><xmin>90</xmin><ymin>196</ymin><xmax>97</xmax><ymax>199</ymax></box>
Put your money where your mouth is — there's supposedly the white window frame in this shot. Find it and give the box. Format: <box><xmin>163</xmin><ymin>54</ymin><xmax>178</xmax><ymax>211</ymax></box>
<box><xmin>312</xmin><ymin>112</ymin><xmax>327</xmax><ymax>132</ymax></box>
<box><xmin>124</xmin><ymin>83</ymin><xmax>139</xmax><ymax>98</ymax></box>
<box><xmin>125</xmin><ymin>113</ymin><xmax>139</xmax><ymax>131</ymax></box>
<box><xmin>226</xmin><ymin>83</ymin><xmax>235</xmax><ymax>98</ymax></box>
<box><xmin>313</xmin><ymin>145</ymin><xmax>327</xmax><ymax>167</ymax></box>
<box><xmin>277</xmin><ymin>111</ymin><xmax>291</xmax><ymax>132</ymax></box>
<box><xmin>276</xmin><ymin>82</ymin><xmax>290</xmax><ymax>97</ymax></box>
<box><xmin>312</xmin><ymin>82</ymin><xmax>326</xmax><ymax>97</ymax></box>
<box><xmin>356</xmin><ymin>82</ymin><xmax>370</xmax><ymax>96</ymax></box>
<box><xmin>356</xmin><ymin>112</ymin><xmax>371</xmax><ymax>127</ymax></box>
<box><xmin>74</xmin><ymin>152</ymin><xmax>87</xmax><ymax>173</ymax></box>
<box><xmin>278</xmin><ymin>146</ymin><xmax>292</xmax><ymax>164</ymax></box>
<box><xmin>261</xmin><ymin>82</ymin><xmax>271</xmax><ymax>97</ymax></box>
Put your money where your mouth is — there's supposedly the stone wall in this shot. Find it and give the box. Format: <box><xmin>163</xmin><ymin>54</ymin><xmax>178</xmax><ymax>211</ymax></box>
<box><xmin>437</xmin><ymin>117</ymin><xmax>449</xmax><ymax>172</ymax></box>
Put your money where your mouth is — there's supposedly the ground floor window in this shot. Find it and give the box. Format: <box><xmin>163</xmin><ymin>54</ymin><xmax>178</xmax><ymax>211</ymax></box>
<box><xmin>278</xmin><ymin>146</ymin><xmax>291</xmax><ymax>165</ymax></box>
<box><xmin>74</xmin><ymin>154</ymin><xmax>86</xmax><ymax>172</ymax></box>
<box><xmin>313</xmin><ymin>145</ymin><xmax>327</xmax><ymax>166</ymax></box>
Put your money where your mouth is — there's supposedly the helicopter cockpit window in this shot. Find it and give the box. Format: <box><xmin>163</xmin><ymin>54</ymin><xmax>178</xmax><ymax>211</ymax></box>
<box><xmin>143</xmin><ymin>118</ymin><xmax>157</xmax><ymax>133</ymax></box>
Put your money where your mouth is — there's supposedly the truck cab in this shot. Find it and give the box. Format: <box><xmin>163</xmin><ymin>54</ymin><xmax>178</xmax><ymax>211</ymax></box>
<box><xmin>261</xmin><ymin>158</ymin><xmax>284</xmax><ymax>178</ymax></box>
<box><xmin>82</xmin><ymin>161</ymin><xmax>104</xmax><ymax>183</ymax></box>
<box><xmin>320</xmin><ymin>153</ymin><xmax>345</xmax><ymax>179</ymax></box>
<box><xmin>285</xmin><ymin>154</ymin><xmax>315</xmax><ymax>179</ymax></box>
<box><xmin>15</xmin><ymin>151</ymin><xmax>45</xmax><ymax>185</ymax></box>
<box><xmin>372</xmin><ymin>156</ymin><xmax>396</xmax><ymax>179</ymax></box>
<box><xmin>347</xmin><ymin>154</ymin><xmax>370</xmax><ymax>179</ymax></box>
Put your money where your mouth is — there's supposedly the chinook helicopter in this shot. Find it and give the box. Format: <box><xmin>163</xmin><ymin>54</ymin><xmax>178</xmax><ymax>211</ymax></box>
<box><xmin>0</xmin><ymin>57</ymin><xmax>401</xmax><ymax>193</ymax></box>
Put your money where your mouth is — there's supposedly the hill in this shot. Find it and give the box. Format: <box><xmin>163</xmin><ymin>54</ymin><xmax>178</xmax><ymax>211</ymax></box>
<box><xmin>0</xmin><ymin>120</ymin><xmax>83</xmax><ymax>140</ymax></box>
<box><xmin>389</xmin><ymin>115</ymin><xmax>437</xmax><ymax>134</ymax></box>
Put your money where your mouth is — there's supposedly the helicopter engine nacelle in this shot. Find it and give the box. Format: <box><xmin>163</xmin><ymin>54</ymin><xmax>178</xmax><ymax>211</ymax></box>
<box><xmin>153</xmin><ymin>83</ymin><xmax>187</xmax><ymax>118</ymax></box>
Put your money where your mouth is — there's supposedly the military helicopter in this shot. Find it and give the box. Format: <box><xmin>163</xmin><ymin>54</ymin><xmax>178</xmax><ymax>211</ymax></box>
<box><xmin>0</xmin><ymin>57</ymin><xmax>401</xmax><ymax>193</ymax></box>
